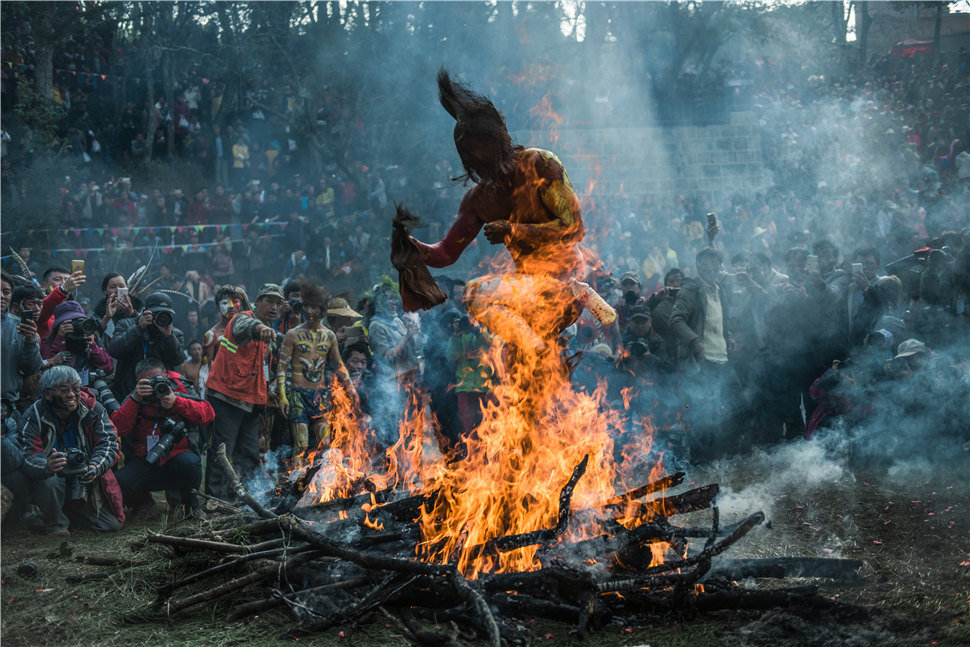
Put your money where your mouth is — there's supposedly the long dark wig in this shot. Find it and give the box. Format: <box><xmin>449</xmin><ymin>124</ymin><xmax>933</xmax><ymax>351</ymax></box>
<box><xmin>437</xmin><ymin>69</ymin><xmax>522</xmax><ymax>185</ymax></box>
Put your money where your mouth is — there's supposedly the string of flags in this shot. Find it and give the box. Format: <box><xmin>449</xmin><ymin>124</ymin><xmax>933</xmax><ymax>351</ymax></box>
<box><xmin>0</xmin><ymin>233</ymin><xmax>284</xmax><ymax>262</ymax></box>
<box><xmin>2</xmin><ymin>221</ymin><xmax>291</xmax><ymax>239</ymax></box>
<box><xmin>4</xmin><ymin>62</ymin><xmax>150</xmax><ymax>86</ymax></box>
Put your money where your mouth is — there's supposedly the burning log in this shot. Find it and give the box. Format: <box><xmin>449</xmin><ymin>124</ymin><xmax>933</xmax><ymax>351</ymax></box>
<box><xmin>141</xmin><ymin>445</ymin><xmax>862</xmax><ymax>644</ymax></box>
<box><xmin>597</xmin><ymin>471</ymin><xmax>686</xmax><ymax>507</ymax></box>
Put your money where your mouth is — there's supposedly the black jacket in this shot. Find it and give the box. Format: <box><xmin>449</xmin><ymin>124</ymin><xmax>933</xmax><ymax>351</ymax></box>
<box><xmin>107</xmin><ymin>317</ymin><xmax>184</xmax><ymax>399</ymax></box>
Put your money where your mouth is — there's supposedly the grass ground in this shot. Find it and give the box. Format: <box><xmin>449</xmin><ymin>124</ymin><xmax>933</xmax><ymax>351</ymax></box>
<box><xmin>2</xmin><ymin>450</ymin><xmax>968</xmax><ymax>647</ymax></box>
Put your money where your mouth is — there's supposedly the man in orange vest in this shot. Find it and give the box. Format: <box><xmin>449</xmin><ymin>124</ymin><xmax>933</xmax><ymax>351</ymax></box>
<box><xmin>203</xmin><ymin>283</ymin><xmax>283</xmax><ymax>499</ymax></box>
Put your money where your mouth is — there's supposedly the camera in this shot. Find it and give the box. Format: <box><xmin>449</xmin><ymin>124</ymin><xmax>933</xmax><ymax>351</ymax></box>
<box><xmin>20</xmin><ymin>309</ymin><xmax>36</xmax><ymax>323</ymax></box>
<box><xmin>288</xmin><ymin>298</ymin><xmax>304</xmax><ymax>315</ymax></box>
<box><xmin>152</xmin><ymin>310</ymin><xmax>174</xmax><ymax>327</ymax></box>
<box><xmin>628</xmin><ymin>338</ymin><xmax>650</xmax><ymax>357</ymax></box>
<box><xmin>148</xmin><ymin>374</ymin><xmax>174</xmax><ymax>400</ymax></box>
<box><xmin>74</xmin><ymin>317</ymin><xmax>100</xmax><ymax>336</ymax></box>
<box><xmin>59</xmin><ymin>448</ymin><xmax>90</xmax><ymax>501</ymax></box>
<box><xmin>90</xmin><ymin>369</ymin><xmax>120</xmax><ymax>413</ymax></box>
<box><xmin>145</xmin><ymin>418</ymin><xmax>189</xmax><ymax>465</ymax></box>
<box><xmin>60</xmin><ymin>447</ymin><xmax>89</xmax><ymax>477</ymax></box>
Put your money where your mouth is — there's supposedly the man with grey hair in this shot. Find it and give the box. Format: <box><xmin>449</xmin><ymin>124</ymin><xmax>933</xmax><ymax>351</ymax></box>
<box><xmin>18</xmin><ymin>366</ymin><xmax>123</xmax><ymax>535</ymax></box>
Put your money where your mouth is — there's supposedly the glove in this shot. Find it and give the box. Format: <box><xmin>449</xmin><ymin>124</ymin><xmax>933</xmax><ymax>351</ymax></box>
<box><xmin>78</xmin><ymin>464</ymin><xmax>98</xmax><ymax>484</ymax></box>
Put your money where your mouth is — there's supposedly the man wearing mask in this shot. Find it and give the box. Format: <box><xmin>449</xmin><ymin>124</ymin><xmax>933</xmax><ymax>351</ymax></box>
<box><xmin>19</xmin><ymin>366</ymin><xmax>123</xmax><ymax>535</ymax></box>
<box><xmin>204</xmin><ymin>284</ymin><xmax>283</xmax><ymax>499</ymax></box>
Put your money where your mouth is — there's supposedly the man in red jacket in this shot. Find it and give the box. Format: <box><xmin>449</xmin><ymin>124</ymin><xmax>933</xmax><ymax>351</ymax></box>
<box><xmin>111</xmin><ymin>358</ymin><xmax>215</xmax><ymax>517</ymax></box>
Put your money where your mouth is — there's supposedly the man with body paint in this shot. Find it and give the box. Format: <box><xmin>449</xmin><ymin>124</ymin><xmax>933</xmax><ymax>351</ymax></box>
<box><xmin>276</xmin><ymin>281</ymin><xmax>356</xmax><ymax>455</ymax></box>
<box><xmin>404</xmin><ymin>70</ymin><xmax>591</xmax><ymax>361</ymax></box>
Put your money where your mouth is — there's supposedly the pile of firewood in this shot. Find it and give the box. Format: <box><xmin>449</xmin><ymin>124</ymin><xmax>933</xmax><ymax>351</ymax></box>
<box><xmin>134</xmin><ymin>445</ymin><xmax>862</xmax><ymax>645</ymax></box>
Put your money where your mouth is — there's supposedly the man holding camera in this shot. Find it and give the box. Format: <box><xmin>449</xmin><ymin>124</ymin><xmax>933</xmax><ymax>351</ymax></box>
<box><xmin>18</xmin><ymin>366</ymin><xmax>123</xmax><ymax>535</ymax></box>
<box><xmin>111</xmin><ymin>358</ymin><xmax>215</xmax><ymax>517</ymax></box>
<box><xmin>109</xmin><ymin>292</ymin><xmax>185</xmax><ymax>400</ymax></box>
<box><xmin>2</xmin><ymin>271</ymin><xmax>45</xmax><ymax>532</ymax></box>
<box><xmin>204</xmin><ymin>283</ymin><xmax>283</xmax><ymax>500</ymax></box>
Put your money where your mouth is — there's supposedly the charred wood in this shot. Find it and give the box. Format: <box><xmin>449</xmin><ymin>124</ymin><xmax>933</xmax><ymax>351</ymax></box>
<box><xmin>215</xmin><ymin>443</ymin><xmax>277</xmax><ymax>520</ymax></box>
<box><xmin>707</xmin><ymin>558</ymin><xmax>864</xmax><ymax>582</ymax></box>
<box><xmin>598</xmin><ymin>471</ymin><xmax>686</xmax><ymax>507</ymax></box>
<box><xmin>163</xmin><ymin>549</ymin><xmax>326</xmax><ymax>614</ymax></box>
<box><xmin>227</xmin><ymin>576</ymin><xmax>370</xmax><ymax>620</ymax></box>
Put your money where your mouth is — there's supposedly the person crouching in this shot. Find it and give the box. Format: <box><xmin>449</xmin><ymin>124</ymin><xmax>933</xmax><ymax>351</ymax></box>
<box><xmin>111</xmin><ymin>358</ymin><xmax>214</xmax><ymax>518</ymax></box>
<box><xmin>18</xmin><ymin>366</ymin><xmax>123</xmax><ymax>535</ymax></box>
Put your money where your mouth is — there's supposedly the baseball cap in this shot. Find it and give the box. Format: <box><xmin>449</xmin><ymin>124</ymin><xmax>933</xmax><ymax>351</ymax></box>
<box><xmin>620</xmin><ymin>271</ymin><xmax>640</xmax><ymax>285</ymax></box>
<box><xmin>629</xmin><ymin>304</ymin><xmax>652</xmax><ymax>320</ymax></box>
<box><xmin>144</xmin><ymin>292</ymin><xmax>176</xmax><ymax>316</ymax></box>
<box><xmin>256</xmin><ymin>283</ymin><xmax>284</xmax><ymax>300</ymax></box>
<box><xmin>894</xmin><ymin>338</ymin><xmax>928</xmax><ymax>360</ymax></box>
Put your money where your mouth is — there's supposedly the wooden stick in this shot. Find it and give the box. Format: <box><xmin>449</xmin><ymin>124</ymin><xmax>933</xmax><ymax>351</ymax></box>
<box><xmin>147</xmin><ymin>531</ymin><xmax>253</xmax><ymax>554</ymax></box>
<box><xmin>156</xmin><ymin>544</ymin><xmax>320</xmax><ymax>596</ymax></box>
<box><xmin>380</xmin><ymin>607</ymin><xmax>461</xmax><ymax>647</ymax></box>
<box><xmin>287</xmin><ymin>572</ymin><xmax>419</xmax><ymax>635</ymax></box>
<box><xmin>708</xmin><ymin>557</ymin><xmax>864</xmax><ymax>582</ymax></box>
<box><xmin>598</xmin><ymin>471</ymin><xmax>686</xmax><ymax>507</ymax></box>
<box><xmin>227</xmin><ymin>576</ymin><xmax>369</xmax><ymax>620</ymax></box>
<box><xmin>274</xmin><ymin>460</ymin><xmax>324</xmax><ymax>515</ymax></box>
<box><xmin>278</xmin><ymin>514</ymin><xmax>453</xmax><ymax>577</ymax></box>
<box><xmin>165</xmin><ymin>549</ymin><xmax>325</xmax><ymax>614</ymax></box>
<box><xmin>215</xmin><ymin>443</ymin><xmax>278</xmax><ymax>519</ymax></box>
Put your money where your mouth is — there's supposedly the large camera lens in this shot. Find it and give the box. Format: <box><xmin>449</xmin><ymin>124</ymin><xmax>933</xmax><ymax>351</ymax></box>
<box><xmin>153</xmin><ymin>311</ymin><xmax>174</xmax><ymax>327</ymax></box>
<box><xmin>288</xmin><ymin>298</ymin><xmax>304</xmax><ymax>314</ymax></box>
<box><xmin>74</xmin><ymin>317</ymin><xmax>100</xmax><ymax>336</ymax></box>
<box><xmin>151</xmin><ymin>376</ymin><xmax>173</xmax><ymax>397</ymax></box>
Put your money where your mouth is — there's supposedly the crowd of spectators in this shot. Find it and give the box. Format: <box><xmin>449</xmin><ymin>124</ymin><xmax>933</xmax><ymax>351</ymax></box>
<box><xmin>1</xmin><ymin>22</ymin><xmax>968</xmax><ymax>534</ymax></box>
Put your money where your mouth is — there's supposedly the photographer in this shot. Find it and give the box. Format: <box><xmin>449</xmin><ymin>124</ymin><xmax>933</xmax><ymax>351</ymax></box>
<box><xmin>2</xmin><ymin>272</ymin><xmax>44</xmax><ymax>412</ymax></box>
<box><xmin>111</xmin><ymin>358</ymin><xmax>214</xmax><ymax>518</ymax></box>
<box><xmin>41</xmin><ymin>301</ymin><xmax>115</xmax><ymax>385</ymax></box>
<box><xmin>108</xmin><ymin>292</ymin><xmax>185</xmax><ymax>400</ymax></box>
<box><xmin>36</xmin><ymin>266</ymin><xmax>87</xmax><ymax>338</ymax></box>
<box><xmin>2</xmin><ymin>272</ymin><xmax>44</xmax><ymax>532</ymax></box>
<box><xmin>19</xmin><ymin>366</ymin><xmax>123</xmax><ymax>535</ymax></box>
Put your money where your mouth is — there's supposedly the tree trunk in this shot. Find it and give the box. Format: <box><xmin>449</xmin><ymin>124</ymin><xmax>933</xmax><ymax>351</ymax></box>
<box><xmin>34</xmin><ymin>41</ymin><xmax>55</xmax><ymax>103</ymax></box>
<box><xmin>854</xmin><ymin>1</ymin><xmax>872</xmax><ymax>73</ymax></box>
<box><xmin>163</xmin><ymin>50</ymin><xmax>175</xmax><ymax>159</ymax></box>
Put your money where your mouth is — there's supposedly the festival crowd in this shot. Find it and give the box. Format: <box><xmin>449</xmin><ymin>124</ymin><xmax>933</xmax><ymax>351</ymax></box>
<box><xmin>1</xmin><ymin>26</ymin><xmax>968</xmax><ymax>535</ymax></box>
